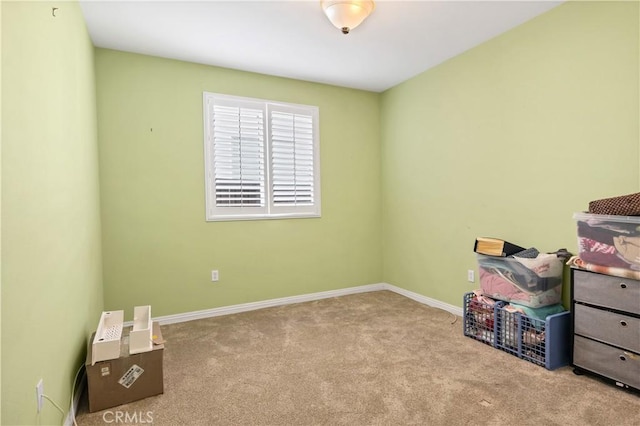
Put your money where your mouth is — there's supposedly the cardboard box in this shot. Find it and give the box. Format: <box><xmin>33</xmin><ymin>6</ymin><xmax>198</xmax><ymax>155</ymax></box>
<box><xmin>86</xmin><ymin>322</ymin><xmax>164</xmax><ymax>413</ymax></box>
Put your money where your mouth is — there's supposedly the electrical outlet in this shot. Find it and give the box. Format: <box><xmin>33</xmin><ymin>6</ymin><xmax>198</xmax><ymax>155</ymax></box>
<box><xmin>467</xmin><ymin>269</ymin><xmax>475</xmax><ymax>283</ymax></box>
<box><xmin>36</xmin><ymin>379</ymin><xmax>44</xmax><ymax>412</ymax></box>
<box><xmin>211</xmin><ymin>270</ymin><xmax>219</xmax><ymax>282</ymax></box>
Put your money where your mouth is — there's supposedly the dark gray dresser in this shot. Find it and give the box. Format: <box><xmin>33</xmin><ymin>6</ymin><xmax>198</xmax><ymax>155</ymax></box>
<box><xmin>571</xmin><ymin>268</ymin><xmax>640</xmax><ymax>392</ymax></box>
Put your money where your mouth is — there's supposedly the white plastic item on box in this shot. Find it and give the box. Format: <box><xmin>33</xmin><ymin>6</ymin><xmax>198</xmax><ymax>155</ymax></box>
<box><xmin>92</xmin><ymin>310</ymin><xmax>124</xmax><ymax>365</ymax></box>
<box><xmin>129</xmin><ymin>305</ymin><xmax>153</xmax><ymax>355</ymax></box>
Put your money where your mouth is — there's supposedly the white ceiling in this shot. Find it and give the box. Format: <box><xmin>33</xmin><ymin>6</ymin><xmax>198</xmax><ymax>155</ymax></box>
<box><xmin>79</xmin><ymin>0</ymin><xmax>563</xmax><ymax>93</ymax></box>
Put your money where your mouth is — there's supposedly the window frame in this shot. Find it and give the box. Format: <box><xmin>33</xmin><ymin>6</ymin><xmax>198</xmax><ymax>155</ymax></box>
<box><xmin>203</xmin><ymin>92</ymin><xmax>321</xmax><ymax>222</ymax></box>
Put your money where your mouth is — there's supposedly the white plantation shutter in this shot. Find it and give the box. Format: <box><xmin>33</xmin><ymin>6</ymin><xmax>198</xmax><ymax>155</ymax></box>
<box><xmin>204</xmin><ymin>92</ymin><xmax>320</xmax><ymax>221</ymax></box>
<box><xmin>212</xmin><ymin>104</ymin><xmax>265</xmax><ymax>206</ymax></box>
<box><xmin>269</xmin><ymin>105</ymin><xmax>318</xmax><ymax>214</ymax></box>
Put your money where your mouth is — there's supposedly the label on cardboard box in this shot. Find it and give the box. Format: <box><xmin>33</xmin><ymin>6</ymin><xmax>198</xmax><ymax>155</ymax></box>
<box><xmin>101</xmin><ymin>365</ymin><xmax>111</xmax><ymax>377</ymax></box>
<box><xmin>118</xmin><ymin>364</ymin><xmax>144</xmax><ymax>389</ymax></box>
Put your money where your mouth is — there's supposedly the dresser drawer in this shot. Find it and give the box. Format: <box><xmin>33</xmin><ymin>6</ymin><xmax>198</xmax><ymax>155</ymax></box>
<box><xmin>574</xmin><ymin>304</ymin><xmax>640</xmax><ymax>353</ymax></box>
<box><xmin>573</xmin><ymin>335</ymin><xmax>640</xmax><ymax>389</ymax></box>
<box><xmin>573</xmin><ymin>270</ymin><xmax>640</xmax><ymax>312</ymax></box>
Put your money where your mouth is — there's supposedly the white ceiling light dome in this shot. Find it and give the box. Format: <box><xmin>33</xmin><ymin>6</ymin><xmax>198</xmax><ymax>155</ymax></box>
<box><xmin>321</xmin><ymin>0</ymin><xmax>376</xmax><ymax>34</ymax></box>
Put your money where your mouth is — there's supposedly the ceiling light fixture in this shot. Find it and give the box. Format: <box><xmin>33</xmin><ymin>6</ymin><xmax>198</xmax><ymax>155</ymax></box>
<box><xmin>321</xmin><ymin>0</ymin><xmax>375</xmax><ymax>35</ymax></box>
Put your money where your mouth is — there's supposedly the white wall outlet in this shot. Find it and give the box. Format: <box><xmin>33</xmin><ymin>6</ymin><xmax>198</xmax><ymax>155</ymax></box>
<box><xmin>211</xmin><ymin>270</ymin><xmax>219</xmax><ymax>282</ymax></box>
<box><xmin>467</xmin><ymin>269</ymin><xmax>475</xmax><ymax>283</ymax></box>
<box><xmin>36</xmin><ymin>379</ymin><xmax>44</xmax><ymax>412</ymax></box>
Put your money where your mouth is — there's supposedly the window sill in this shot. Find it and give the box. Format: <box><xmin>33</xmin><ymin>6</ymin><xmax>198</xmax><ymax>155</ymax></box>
<box><xmin>206</xmin><ymin>212</ymin><xmax>321</xmax><ymax>222</ymax></box>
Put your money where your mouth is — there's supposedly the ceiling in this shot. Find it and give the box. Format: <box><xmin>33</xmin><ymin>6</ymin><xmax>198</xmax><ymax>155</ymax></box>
<box><xmin>79</xmin><ymin>0</ymin><xmax>563</xmax><ymax>93</ymax></box>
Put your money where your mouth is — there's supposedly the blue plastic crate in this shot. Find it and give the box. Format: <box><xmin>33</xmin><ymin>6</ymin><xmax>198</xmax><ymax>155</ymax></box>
<box><xmin>463</xmin><ymin>292</ymin><xmax>504</xmax><ymax>347</ymax></box>
<box><xmin>495</xmin><ymin>305</ymin><xmax>571</xmax><ymax>370</ymax></box>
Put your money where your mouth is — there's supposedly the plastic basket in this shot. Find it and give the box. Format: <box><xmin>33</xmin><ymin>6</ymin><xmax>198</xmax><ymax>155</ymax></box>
<box><xmin>129</xmin><ymin>305</ymin><xmax>153</xmax><ymax>355</ymax></box>
<box><xmin>495</xmin><ymin>306</ymin><xmax>571</xmax><ymax>370</ymax></box>
<box><xmin>92</xmin><ymin>310</ymin><xmax>124</xmax><ymax>365</ymax></box>
<box><xmin>463</xmin><ymin>292</ymin><xmax>504</xmax><ymax>347</ymax></box>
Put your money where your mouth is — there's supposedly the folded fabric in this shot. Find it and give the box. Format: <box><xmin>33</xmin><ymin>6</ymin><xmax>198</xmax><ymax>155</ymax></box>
<box><xmin>589</xmin><ymin>192</ymin><xmax>640</xmax><ymax>216</ymax></box>
<box><xmin>505</xmin><ymin>302</ymin><xmax>565</xmax><ymax>322</ymax></box>
<box><xmin>579</xmin><ymin>215</ymin><xmax>639</xmax><ymax>234</ymax></box>
<box><xmin>472</xmin><ymin>289</ymin><xmax>497</xmax><ymax>306</ymax></box>
<box><xmin>577</xmin><ymin>221</ymin><xmax>618</xmax><ymax>245</ymax></box>
<box><xmin>566</xmin><ymin>255</ymin><xmax>640</xmax><ymax>280</ymax></box>
<box><xmin>478</xmin><ymin>268</ymin><xmax>530</xmax><ymax>302</ymax></box>
<box><xmin>579</xmin><ymin>250</ymin><xmax>632</xmax><ymax>269</ymax></box>
<box><xmin>478</xmin><ymin>255</ymin><xmax>560</xmax><ymax>291</ymax></box>
<box><xmin>579</xmin><ymin>237</ymin><xmax>617</xmax><ymax>254</ymax></box>
<box><xmin>613</xmin><ymin>235</ymin><xmax>640</xmax><ymax>267</ymax></box>
<box><xmin>513</xmin><ymin>252</ymin><xmax>563</xmax><ymax>278</ymax></box>
<box><xmin>479</xmin><ymin>267</ymin><xmax>562</xmax><ymax>308</ymax></box>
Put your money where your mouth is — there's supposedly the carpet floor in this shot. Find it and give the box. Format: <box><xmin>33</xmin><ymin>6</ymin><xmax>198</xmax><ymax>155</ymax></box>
<box><xmin>75</xmin><ymin>290</ymin><xmax>640</xmax><ymax>425</ymax></box>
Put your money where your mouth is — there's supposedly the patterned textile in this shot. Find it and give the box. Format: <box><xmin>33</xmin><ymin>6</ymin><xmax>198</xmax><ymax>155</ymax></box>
<box><xmin>479</xmin><ymin>267</ymin><xmax>562</xmax><ymax>308</ymax></box>
<box><xmin>566</xmin><ymin>255</ymin><xmax>640</xmax><ymax>280</ymax></box>
<box><xmin>613</xmin><ymin>235</ymin><xmax>640</xmax><ymax>266</ymax></box>
<box><xmin>510</xmin><ymin>247</ymin><xmax>539</xmax><ymax>259</ymax></box>
<box><xmin>588</xmin><ymin>192</ymin><xmax>640</xmax><ymax>216</ymax></box>
<box><xmin>513</xmin><ymin>253</ymin><xmax>564</xmax><ymax>278</ymax></box>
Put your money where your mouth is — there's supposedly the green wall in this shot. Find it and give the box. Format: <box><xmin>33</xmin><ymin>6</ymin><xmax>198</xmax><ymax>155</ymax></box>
<box><xmin>1</xmin><ymin>1</ymin><xmax>638</xmax><ymax>422</ymax></box>
<box><xmin>95</xmin><ymin>50</ymin><xmax>382</xmax><ymax>317</ymax></box>
<box><xmin>0</xmin><ymin>0</ymin><xmax>3</xmax><ymax>417</ymax></box>
<box><xmin>0</xmin><ymin>3</ymin><xmax>2</xmax><ymax>416</ymax></box>
<box><xmin>381</xmin><ymin>1</ymin><xmax>639</xmax><ymax>307</ymax></box>
<box><xmin>1</xmin><ymin>1</ymin><xmax>104</xmax><ymax>424</ymax></box>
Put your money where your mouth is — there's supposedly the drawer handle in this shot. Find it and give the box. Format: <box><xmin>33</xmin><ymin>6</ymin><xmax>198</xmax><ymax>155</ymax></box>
<box><xmin>620</xmin><ymin>320</ymin><xmax>628</xmax><ymax>327</ymax></box>
<box><xmin>619</xmin><ymin>355</ymin><xmax>626</xmax><ymax>361</ymax></box>
<box><xmin>620</xmin><ymin>283</ymin><xmax>627</xmax><ymax>289</ymax></box>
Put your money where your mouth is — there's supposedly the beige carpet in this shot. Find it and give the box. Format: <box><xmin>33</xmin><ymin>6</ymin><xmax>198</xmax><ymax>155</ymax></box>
<box><xmin>75</xmin><ymin>291</ymin><xmax>640</xmax><ymax>425</ymax></box>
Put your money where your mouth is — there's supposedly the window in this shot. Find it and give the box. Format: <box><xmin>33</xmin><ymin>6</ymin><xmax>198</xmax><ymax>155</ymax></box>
<box><xmin>203</xmin><ymin>92</ymin><xmax>321</xmax><ymax>221</ymax></box>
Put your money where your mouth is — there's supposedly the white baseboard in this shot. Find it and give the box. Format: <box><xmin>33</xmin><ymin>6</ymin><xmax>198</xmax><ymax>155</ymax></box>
<box><xmin>143</xmin><ymin>283</ymin><xmax>387</xmax><ymax>326</ymax></box>
<box><xmin>64</xmin><ymin>370</ymin><xmax>86</xmax><ymax>426</ymax></box>
<box><xmin>127</xmin><ymin>282</ymin><xmax>462</xmax><ymax>327</ymax></box>
<box><xmin>382</xmin><ymin>283</ymin><xmax>464</xmax><ymax>317</ymax></box>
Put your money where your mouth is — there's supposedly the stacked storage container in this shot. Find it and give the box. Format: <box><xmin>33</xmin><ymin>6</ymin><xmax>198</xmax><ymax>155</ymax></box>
<box><xmin>463</xmin><ymin>292</ymin><xmax>503</xmax><ymax>347</ymax></box>
<box><xmin>463</xmin><ymin>248</ymin><xmax>571</xmax><ymax>370</ymax></box>
<box><xmin>573</xmin><ymin>212</ymin><xmax>640</xmax><ymax>272</ymax></box>
<box><xmin>494</xmin><ymin>304</ymin><xmax>570</xmax><ymax>370</ymax></box>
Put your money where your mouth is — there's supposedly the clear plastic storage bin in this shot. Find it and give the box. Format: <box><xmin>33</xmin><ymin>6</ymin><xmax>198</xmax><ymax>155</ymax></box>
<box><xmin>573</xmin><ymin>212</ymin><xmax>640</xmax><ymax>271</ymax></box>
<box><xmin>477</xmin><ymin>254</ymin><xmax>563</xmax><ymax>308</ymax></box>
